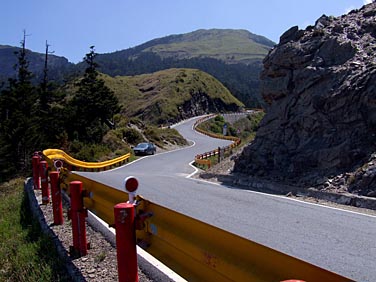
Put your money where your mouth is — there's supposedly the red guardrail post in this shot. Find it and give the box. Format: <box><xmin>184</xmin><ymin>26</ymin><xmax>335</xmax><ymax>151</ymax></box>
<box><xmin>32</xmin><ymin>155</ymin><xmax>40</xmax><ymax>189</ymax></box>
<box><xmin>39</xmin><ymin>160</ymin><xmax>50</xmax><ymax>204</ymax></box>
<box><xmin>114</xmin><ymin>202</ymin><xmax>138</xmax><ymax>282</ymax></box>
<box><xmin>50</xmin><ymin>171</ymin><xmax>63</xmax><ymax>225</ymax></box>
<box><xmin>70</xmin><ymin>181</ymin><xmax>88</xmax><ymax>257</ymax></box>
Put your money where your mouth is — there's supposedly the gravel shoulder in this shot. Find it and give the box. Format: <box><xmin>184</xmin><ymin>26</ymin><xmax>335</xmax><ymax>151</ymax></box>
<box><xmin>31</xmin><ymin>188</ymin><xmax>153</xmax><ymax>282</ymax></box>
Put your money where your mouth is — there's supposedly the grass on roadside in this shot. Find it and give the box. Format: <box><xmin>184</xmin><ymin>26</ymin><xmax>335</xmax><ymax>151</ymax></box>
<box><xmin>197</xmin><ymin>112</ymin><xmax>264</xmax><ymax>145</ymax></box>
<box><xmin>0</xmin><ymin>178</ymin><xmax>71</xmax><ymax>282</ymax></box>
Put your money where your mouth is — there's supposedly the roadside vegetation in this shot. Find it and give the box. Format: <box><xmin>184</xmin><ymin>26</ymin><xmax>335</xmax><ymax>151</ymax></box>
<box><xmin>96</xmin><ymin>68</ymin><xmax>244</xmax><ymax>125</ymax></box>
<box><xmin>195</xmin><ymin>112</ymin><xmax>264</xmax><ymax>170</ymax></box>
<box><xmin>0</xmin><ymin>178</ymin><xmax>70</xmax><ymax>281</ymax></box>
<box><xmin>197</xmin><ymin>111</ymin><xmax>264</xmax><ymax>144</ymax></box>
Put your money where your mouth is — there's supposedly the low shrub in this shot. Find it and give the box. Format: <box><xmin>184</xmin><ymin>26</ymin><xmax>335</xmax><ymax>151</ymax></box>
<box><xmin>69</xmin><ymin>141</ymin><xmax>112</xmax><ymax>162</ymax></box>
<box><xmin>144</xmin><ymin>126</ymin><xmax>188</xmax><ymax>148</ymax></box>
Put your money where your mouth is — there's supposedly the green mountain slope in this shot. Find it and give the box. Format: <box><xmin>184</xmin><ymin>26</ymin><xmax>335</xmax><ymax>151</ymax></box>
<box><xmin>95</xmin><ymin>29</ymin><xmax>275</xmax><ymax>108</ymax></box>
<box><xmin>100</xmin><ymin>68</ymin><xmax>244</xmax><ymax>125</ymax></box>
<box><xmin>141</xmin><ymin>29</ymin><xmax>274</xmax><ymax>64</ymax></box>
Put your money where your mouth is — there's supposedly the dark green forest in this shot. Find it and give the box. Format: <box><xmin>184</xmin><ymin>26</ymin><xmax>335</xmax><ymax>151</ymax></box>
<box><xmin>0</xmin><ymin>41</ymin><xmax>121</xmax><ymax>182</ymax></box>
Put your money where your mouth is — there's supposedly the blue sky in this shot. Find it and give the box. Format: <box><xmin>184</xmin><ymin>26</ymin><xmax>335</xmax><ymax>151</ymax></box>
<box><xmin>1</xmin><ymin>0</ymin><xmax>372</xmax><ymax>63</ymax></box>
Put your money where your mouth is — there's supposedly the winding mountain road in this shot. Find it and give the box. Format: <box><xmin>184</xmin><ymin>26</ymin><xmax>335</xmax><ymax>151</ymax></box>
<box><xmin>78</xmin><ymin>116</ymin><xmax>376</xmax><ymax>282</ymax></box>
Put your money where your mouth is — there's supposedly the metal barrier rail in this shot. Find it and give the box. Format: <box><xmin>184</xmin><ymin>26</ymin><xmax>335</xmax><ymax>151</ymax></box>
<box><xmin>43</xmin><ymin>148</ymin><xmax>131</xmax><ymax>171</ymax></box>
<box><xmin>195</xmin><ymin>140</ymin><xmax>240</xmax><ymax>161</ymax></box>
<box><xmin>70</xmin><ymin>173</ymin><xmax>130</xmax><ymax>224</ymax></box>
<box><xmin>56</xmin><ymin>172</ymin><xmax>350</xmax><ymax>282</ymax></box>
<box><xmin>135</xmin><ymin>196</ymin><xmax>350</xmax><ymax>282</ymax></box>
<box><xmin>193</xmin><ymin>115</ymin><xmax>241</xmax><ymax>168</ymax></box>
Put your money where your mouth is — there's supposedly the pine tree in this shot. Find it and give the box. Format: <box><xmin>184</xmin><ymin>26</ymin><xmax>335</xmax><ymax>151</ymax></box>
<box><xmin>34</xmin><ymin>40</ymin><xmax>67</xmax><ymax>149</ymax></box>
<box><xmin>70</xmin><ymin>46</ymin><xmax>120</xmax><ymax>142</ymax></box>
<box><xmin>0</xmin><ymin>31</ymin><xmax>39</xmax><ymax>180</ymax></box>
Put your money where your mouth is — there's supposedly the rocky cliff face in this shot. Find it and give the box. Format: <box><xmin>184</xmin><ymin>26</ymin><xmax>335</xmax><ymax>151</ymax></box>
<box><xmin>234</xmin><ymin>3</ymin><xmax>376</xmax><ymax>195</ymax></box>
<box><xmin>179</xmin><ymin>92</ymin><xmax>241</xmax><ymax>120</ymax></box>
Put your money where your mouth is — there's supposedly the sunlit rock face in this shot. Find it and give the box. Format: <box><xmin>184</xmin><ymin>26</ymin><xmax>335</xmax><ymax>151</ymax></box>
<box><xmin>234</xmin><ymin>3</ymin><xmax>376</xmax><ymax>188</ymax></box>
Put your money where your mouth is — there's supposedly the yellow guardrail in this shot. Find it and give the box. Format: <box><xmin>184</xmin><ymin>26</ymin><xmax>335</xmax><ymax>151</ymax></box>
<box><xmin>54</xmin><ymin>172</ymin><xmax>350</xmax><ymax>282</ymax></box>
<box><xmin>135</xmin><ymin>197</ymin><xmax>350</xmax><ymax>282</ymax></box>
<box><xmin>67</xmin><ymin>173</ymin><xmax>129</xmax><ymax>223</ymax></box>
<box><xmin>43</xmin><ymin>149</ymin><xmax>131</xmax><ymax>171</ymax></box>
<box><xmin>195</xmin><ymin>126</ymin><xmax>240</xmax><ymax>143</ymax></box>
<box><xmin>193</xmin><ymin>114</ymin><xmax>241</xmax><ymax>168</ymax></box>
<box><xmin>193</xmin><ymin>114</ymin><xmax>241</xmax><ymax>143</ymax></box>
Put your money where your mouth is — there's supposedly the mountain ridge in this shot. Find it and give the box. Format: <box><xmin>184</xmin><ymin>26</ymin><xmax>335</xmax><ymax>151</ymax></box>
<box><xmin>0</xmin><ymin>44</ymin><xmax>75</xmax><ymax>83</ymax></box>
<box><xmin>1</xmin><ymin>29</ymin><xmax>274</xmax><ymax>107</ymax></box>
<box><xmin>128</xmin><ymin>28</ymin><xmax>274</xmax><ymax>64</ymax></box>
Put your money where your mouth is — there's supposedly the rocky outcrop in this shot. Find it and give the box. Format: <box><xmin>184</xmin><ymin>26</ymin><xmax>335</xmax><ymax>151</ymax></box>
<box><xmin>179</xmin><ymin>91</ymin><xmax>241</xmax><ymax>120</ymax></box>
<box><xmin>234</xmin><ymin>3</ymin><xmax>376</xmax><ymax>195</ymax></box>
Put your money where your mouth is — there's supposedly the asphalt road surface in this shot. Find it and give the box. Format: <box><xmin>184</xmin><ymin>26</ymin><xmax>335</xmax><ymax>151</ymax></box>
<box><xmin>78</xmin><ymin>116</ymin><xmax>376</xmax><ymax>281</ymax></box>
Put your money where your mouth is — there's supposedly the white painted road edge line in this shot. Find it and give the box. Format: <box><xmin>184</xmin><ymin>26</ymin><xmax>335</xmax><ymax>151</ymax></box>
<box><xmin>186</xmin><ymin>175</ymin><xmax>376</xmax><ymax>218</ymax></box>
<box><xmin>105</xmin><ymin>140</ymin><xmax>196</xmax><ymax>173</ymax></box>
<box><xmin>270</xmin><ymin>191</ymin><xmax>376</xmax><ymax>218</ymax></box>
<box><xmin>187</xmin><ymin>160</ymin><xmax>200</xmax><ymax>178</ymax></box>
<box><xmin>87</xmin><ymin>210</ymin><xmax>187</xmax><ymax>282</ymax></box>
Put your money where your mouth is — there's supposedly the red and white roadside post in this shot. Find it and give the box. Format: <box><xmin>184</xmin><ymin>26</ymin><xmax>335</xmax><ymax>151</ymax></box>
<box><xmin>70</xmin><ymin>181</ymin><xmax>88</xmax><ymax>257</ymax></box>
<box><xmin>39</xmin><ymin>160</ymin><xmax>50</xmax><ymax>204</ymax></box>
<box><xmin>50</xmin><ymin>171</ymin><xmax>63</xmax><ymax>225</ymax></box>
<box><xmin>32</xmin><ymin>154</ymin><xmax>40</xmax><ymax>189</ymax></box>
<box><xmin>124</xmin><ymin>176</ymin><xmax>138</xmax><ymax>205</ymax></box>
<box><xmin>114</xmin><ymin>176</ymin><xmax>139</xmax><ymax>282</ymax></box>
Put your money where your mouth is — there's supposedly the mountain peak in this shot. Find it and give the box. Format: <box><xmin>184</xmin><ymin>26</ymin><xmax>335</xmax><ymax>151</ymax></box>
<box><xmin>139</xmin><ymin>28</ymin><xmax>275</xmax><ymax>64</ymax></box>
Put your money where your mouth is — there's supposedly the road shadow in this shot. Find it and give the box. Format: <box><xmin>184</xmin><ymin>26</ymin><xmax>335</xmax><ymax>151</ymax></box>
<box><xmin>197</xmin><ymin>171</ymin><xmax>303</xmax><ymax>196</ymax></box>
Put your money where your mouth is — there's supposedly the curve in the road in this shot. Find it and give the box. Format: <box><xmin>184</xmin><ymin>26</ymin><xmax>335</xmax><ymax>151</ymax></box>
<box><xmin>77</xmin><ymin>116</ymin><xmax>376</xmax><ymax>282</ymax></box>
